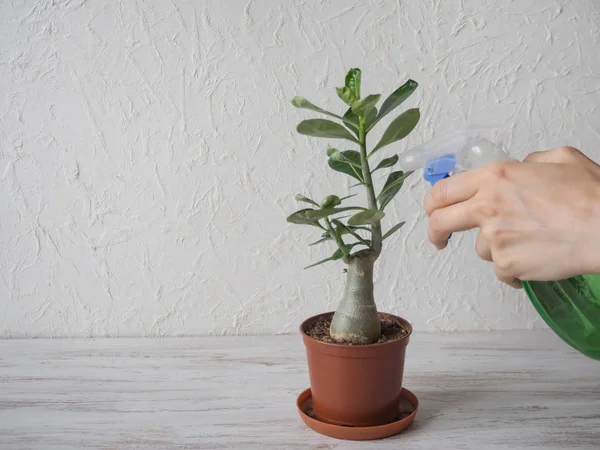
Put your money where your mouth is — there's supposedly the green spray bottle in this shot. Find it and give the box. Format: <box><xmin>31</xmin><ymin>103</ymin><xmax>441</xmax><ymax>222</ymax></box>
<box><xmin>400</xmin><ymin>129</ymin><xmax>600</xmax><ymax>360</ymax></box>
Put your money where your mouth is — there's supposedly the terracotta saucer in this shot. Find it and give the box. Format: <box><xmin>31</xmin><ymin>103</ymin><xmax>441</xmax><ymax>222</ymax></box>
<box><xmin>296</xmin><ymin>387</ymin><xmax>418</xmax><ymax>441</ymax></box>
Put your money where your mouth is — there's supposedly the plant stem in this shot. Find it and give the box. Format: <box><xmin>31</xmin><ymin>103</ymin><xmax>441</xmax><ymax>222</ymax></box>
<box><xmin>325</xmin><ymin>217</ymin><xmax>348</xmax><ymax>258</ymax></box>
<box><xmin>330</xmin><ymin>252</ymin><xmax>380</xmax><ymax>344</ymax></box>
<box><xmin>358</xmin><ymin>118</ymin><xmax>382</xmax><ymax>256</ymax></box>
<box><xmin>342</xmin><ymin>225</ymin><xmax>370</xmax><ymax>248</ymax></box>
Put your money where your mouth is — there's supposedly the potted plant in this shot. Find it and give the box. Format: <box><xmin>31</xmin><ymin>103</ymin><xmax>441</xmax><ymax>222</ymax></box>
<box><xmin>287</xmin><ymin>68</ymin><xmax>420</xmax><ymax>440</ymax></box>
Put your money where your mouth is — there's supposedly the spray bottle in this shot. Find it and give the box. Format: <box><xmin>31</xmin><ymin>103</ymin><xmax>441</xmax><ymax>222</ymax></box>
<box><xmin>399</xmin><ymin>128</ymin><xmax>600</xmax><ymax>360</ymax></box>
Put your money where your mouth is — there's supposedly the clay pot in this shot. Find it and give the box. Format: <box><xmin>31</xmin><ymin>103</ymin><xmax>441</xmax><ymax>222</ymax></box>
<box><xmin>300</xmin><ymin>311</ymin><xmax>412</xmax><ymax>427</ymax></box>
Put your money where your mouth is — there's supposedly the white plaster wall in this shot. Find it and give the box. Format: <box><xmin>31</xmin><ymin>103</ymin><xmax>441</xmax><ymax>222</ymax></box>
<box><xmin>1</xmin><ymin>0</ymin><xmax>599</xmax><ymax>337</ymax></box>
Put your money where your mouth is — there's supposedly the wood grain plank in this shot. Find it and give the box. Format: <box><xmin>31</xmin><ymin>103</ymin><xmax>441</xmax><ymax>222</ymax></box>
<box><xmin>0</xmin><ymin>331</ymin><xmax>599</xmax><ymax>449</ymax></box>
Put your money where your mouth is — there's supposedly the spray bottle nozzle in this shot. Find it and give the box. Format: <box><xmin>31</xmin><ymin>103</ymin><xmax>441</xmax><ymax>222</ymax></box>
<box><xmin>399</xmin><ymin>130</ymin><xmax>511</xmax><ymax>184</ymax></box>
<box><xmin>423</xmin><ymin>154</ymin><xmax>456</xmax><ymax>187</ymax></box>
<box><xmin>400</xmin><ymin>129</ymin><xmax>510</xmax><ymax>243</ymax></box>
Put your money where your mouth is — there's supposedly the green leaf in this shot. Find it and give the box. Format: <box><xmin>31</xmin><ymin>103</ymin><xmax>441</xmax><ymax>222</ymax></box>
<box><xmin>295</xmin><ymin>194</ymin><xmax>319</xmax><ymax>207</ymax></box>
<box><xmin>370</xmin><ymin>79</ymin><xmax>418</xmax><ymax>129</ymax></box>
<box><xmin>320</xmin><ymin>195</ymin><xmax>342</xmax><ymax>209</ymax></box>
<box><xmin>336</xmin><ymin>87</ymin><xmax>358</xmax><ymax>106</ymax></box>
<box><xmin>286</xmin><ymin>209</ymin><xmax>322</xmax><ymax>227</ymax></box>
<box><xmin>378</xmin><ymin>171</ymin><xmax>412</xmax><ymax>210</ymax></box>
<box><xmin>337</xmin><ymin>150</ymin><xmax>362</xmax><ymax>167</ymax></box>
<box><xmin>373</xmin><ymin>155</ymin><xmax>399</xmax><ymax>171</ymax></box>
<box><xmin>328</xmin><ymin>150</ymin><xmax>364</xmax><ymax>182</ymax></box>
<box><xmin>298</xmin><ymin>119</ymin><xmax>359</xmax><ymax>142</ymax></box>
<box><xmin>351</xmin><ymin>94</ymin><xmax>380</xmax><ymax>118</ymax></box>
<box><xmin>288</xmin><ymin>207</ymin><xmax>350</xmax><ymax>226</ymax></box>
<box><xmin>340</xmin><ymin>194</ymin><xmax>357</xmax><ymax>201</ymax></box>
<box><xmin>332</xmin><ymin>219</ymin><xmax>346</xmax><ymax>234</ymax></box>
<box><xmin>338</xmin><ymin>224</ymin><xmax>369</xmax><ymax>234</ymax></box>
<box><xmin>371</xmin><ymin>108</ymin><xmax>420</xmax><ymax>155</ymax></box>
<box><xmin>349</xmin><ymin>225</ymin><xmax>371</xmax><ymax>232</ymax></box>
<box><xmin>364</xmin><ymin>106</ymin><xmax>377</xmax><ymax>130</ymax></box>
<box><xmin>302</xmin><ymin>206</ymin><xmax>363</xmax><ymax>221</ymax></box>
<box><xmin>348</xmin><ymin>209</ymin><xmax>385</xmax><ymax>226</ymax></box>
<box><xmin>304</xmin><ymin>254</ymin><xmax>338</xmax><ymax>269</ymax></box>
<box><xmin>327</xmin><ymin>147</ymin><xmax>362</xmax><ymax>168</ymax></box>
<box><xmin>332</xmin><ymin>219</ymin><xmax>371</xmax><ymax>247</ymax></box>
<box><xmin>292</xmin><ymin>97</ymin><xmax>363</xmax><ymax>129</ymax></box>
<box><xmin>309</xmin><ymin>236</ymin><xmax>333</xmax><ymax>246</ymax></box>
<box><xmin>343</xmin><ymin>108</ymin><xmax>359</xmax><ymax>136</ymax></box>
<box><xmin>304</xmin><ymin>245</ymin><xmax>352</xmax><ymax>269</ymax></box>
<box><xmin>324</xmin><ymin>223</ymin><xmax>368</xmax><ymax>237</ymax></box>
<box><xmin>345</xmin><ymin>68</ymin><xmax>361</xmax><ymax>99</ymax></box>
<box><xmin>336</xmin><ymin>68</ymin><xmax>362</xmax><ymax>106</ymax></box>
<box><xmin>333</xmin><ymin>246</ymin><xmax>351</xmax><ymax>259</ymax></box>
<box><xmin>334</xmin><ymin>220</ymin><xmax>345</xmax><ymax>242</ymax></box>
<box><xmin>291</xmin><ymin>97</ymin><xmax>343</xmax><ymax>120</ymax></box>
<box><xmin>383</xmin><ymin>221</ymin><xmax>406</xmax><ymax>240</ymax></box>
<box><xmin>328</xmin><ymin>161</ymin><xmax>363</xmax><ymax>182</ymax></box>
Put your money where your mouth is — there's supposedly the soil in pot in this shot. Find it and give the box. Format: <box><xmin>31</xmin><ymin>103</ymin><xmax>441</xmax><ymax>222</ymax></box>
<box><xmin>304</xmin><ymin>313</ymin><xmax>409</xmax><ymax>345</ymax></box>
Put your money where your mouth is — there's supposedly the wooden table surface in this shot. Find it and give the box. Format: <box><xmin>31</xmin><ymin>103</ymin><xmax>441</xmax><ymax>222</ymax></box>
<box><xmin>0</xmin><ymin>331</ymin><xmax>599</xmax><ymax>449</ymax></box>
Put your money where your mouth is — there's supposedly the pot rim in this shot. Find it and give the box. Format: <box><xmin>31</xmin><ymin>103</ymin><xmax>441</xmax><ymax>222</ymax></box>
<box><xmin>299</xmin><ymin>311</ymin><xmax>413</xmax><ymax>349</ymax></box>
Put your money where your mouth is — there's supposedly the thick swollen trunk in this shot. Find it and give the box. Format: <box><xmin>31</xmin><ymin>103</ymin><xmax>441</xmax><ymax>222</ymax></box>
<box><xmin>330</xmin><ymin>253</ymin><xmax>381</xmax><ymax>344</ymax></box>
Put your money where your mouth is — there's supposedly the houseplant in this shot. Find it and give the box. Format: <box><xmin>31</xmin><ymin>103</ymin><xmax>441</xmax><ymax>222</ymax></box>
<box><xmin>287</xmin><ymin>68</ymin><xmax>420</xmax><ymax>439</ymax></box>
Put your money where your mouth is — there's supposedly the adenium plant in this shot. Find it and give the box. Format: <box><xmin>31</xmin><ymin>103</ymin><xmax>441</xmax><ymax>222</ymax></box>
<box><xmin>288</xmin><ymin>68</ymin><xmax>420</xmax><ymax>345</ymax></box>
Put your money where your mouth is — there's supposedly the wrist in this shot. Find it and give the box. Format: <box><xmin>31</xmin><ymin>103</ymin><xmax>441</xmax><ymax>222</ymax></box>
<box><xmin>580</xmin><ymin>183</ymin><xmax>600</xmax><ymax>275</ymax></box>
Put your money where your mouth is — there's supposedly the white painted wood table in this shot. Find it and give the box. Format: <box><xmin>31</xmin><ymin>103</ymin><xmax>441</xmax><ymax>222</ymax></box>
<box><xmin>0</xmin><ymin>331</ymin><xmax>599</xmax><ymax>450</ymax></box>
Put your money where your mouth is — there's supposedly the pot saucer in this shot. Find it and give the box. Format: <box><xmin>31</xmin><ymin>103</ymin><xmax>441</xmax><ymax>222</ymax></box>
<box><xmin>296</xmin><ymin>387</ymin><xmax>418</xmax><ymax>441</ymax></box>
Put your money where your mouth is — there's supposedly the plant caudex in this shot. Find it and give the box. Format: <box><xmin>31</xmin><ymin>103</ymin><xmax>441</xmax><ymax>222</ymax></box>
<box><xmin>288</xmin><ymin>68</ymin><xmax>420</xmax><ymax>345</ymax></box>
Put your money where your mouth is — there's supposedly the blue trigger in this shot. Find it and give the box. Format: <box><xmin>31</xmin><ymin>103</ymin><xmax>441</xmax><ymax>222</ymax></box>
<box><xmin>423</xmin><ymin>171</ymin><xmax>450</xmax><ymax>186</ymax></box>
<box><xmin>423</xmin><ymin>154</ymin><xmax>456</xmax><ymax>187</ymax></box>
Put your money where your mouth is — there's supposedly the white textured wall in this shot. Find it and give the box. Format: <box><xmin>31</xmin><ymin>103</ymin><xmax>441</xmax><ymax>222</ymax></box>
<box><xmin>1</xmin><ymin>0</ymin><xmax>600</xmax><ymax>337</ymax></box>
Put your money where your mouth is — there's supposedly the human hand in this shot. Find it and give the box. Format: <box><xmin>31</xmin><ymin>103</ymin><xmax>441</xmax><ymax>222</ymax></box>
<box><xmin>424</xmin><ymin>146</ymin><xmax>600</xmax><ymax>288</ymax></box>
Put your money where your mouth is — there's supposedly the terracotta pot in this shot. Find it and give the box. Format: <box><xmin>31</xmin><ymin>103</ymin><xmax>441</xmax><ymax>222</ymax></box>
<box><xmin>300</xmin><ymin>311</ymin><xmax>412</xmax><ymax>427</ymax></box>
